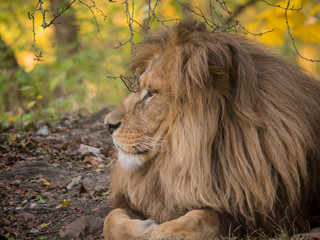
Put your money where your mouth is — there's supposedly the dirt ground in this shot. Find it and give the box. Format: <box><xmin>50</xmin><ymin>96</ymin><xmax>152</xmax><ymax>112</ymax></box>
<box><xmin>0</xmin><ymin>107</ymin><xmax>114</xmax><ymax>240</ymax></box>
<box><xmin>1</xmin><ymin>108</ymin><xmax>320</xmax><ymax>240</ymax></box>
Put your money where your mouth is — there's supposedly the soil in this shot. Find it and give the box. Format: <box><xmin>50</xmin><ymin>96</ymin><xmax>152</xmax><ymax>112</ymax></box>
<box><xmin>1</xmin><ymin>108</ymin><xmax>320</xmax><ymax>240</ymax></box>
<box><xmin>0</xmin><ymin>107</ymin><xmax>114</xmax><ymax>240</ymax></box>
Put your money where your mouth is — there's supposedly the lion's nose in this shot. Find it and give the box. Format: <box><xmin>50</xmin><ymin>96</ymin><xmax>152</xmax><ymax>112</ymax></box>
<box><xmin>106</xmin><ymin>122</ymin><xmax>121</xmax><ymax>135</ymax></box>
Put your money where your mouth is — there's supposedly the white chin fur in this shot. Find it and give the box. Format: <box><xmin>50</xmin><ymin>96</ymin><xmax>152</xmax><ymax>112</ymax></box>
<box><xmin>118</xmin><ymin>151</ymin><xmax>143</xmax><ymax>170</ymax></box>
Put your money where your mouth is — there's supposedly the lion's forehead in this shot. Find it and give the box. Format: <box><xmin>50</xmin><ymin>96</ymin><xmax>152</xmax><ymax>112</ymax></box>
<box><xmin>140</xmin><ymin>67</ymin><xmax>156</xmax><ymax>88</ymax></box>
<box><xmin>139</xmin><ymin>57</ymin><xmax>171</xmax><ymax>90</ymax></box>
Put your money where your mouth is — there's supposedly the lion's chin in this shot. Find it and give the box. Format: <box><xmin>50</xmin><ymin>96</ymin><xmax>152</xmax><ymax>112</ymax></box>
<box><xmin>118</xmin><ymin>150</ymin><xmax>144</xmax><ymax>171</ymax></box>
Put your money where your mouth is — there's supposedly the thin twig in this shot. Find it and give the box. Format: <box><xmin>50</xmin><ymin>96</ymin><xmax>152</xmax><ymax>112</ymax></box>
<box><xmin>113</xmin><ymin>39</ymin><xmax>130</xmax><ymax>49</ymax></box>
<box><xmin>225</xmin><ymin>0</ymin><xmax>258</xmax><ymax>24</ymax></box>
<box><xmin>132</xmin><ymin>19</ymin><xmax>147</xmax><ymax>32</ymax></box>
<box><xmin>30</xmin><ymin>0</ymin><xmax>43</xmax><ymax>61</ymax></box>
<box><xmin>209</xmin><ymin>0</ymin><xmax>214</xmax><ymax>23</ymax></box>
<box><xmin>106</xmin><ymin>75</ymin><xmax>140</xmax><ymax>92</ymax></box>
<box><xmin>146</xmin><ymin>0</ymin><xmax>167</xmax><ymax>35</ymax></box>
<box><xmin>146</xmin><ymin>0</ymin><xmax>151</xmax><ymax>33</ymax></box>
<box><xmin>147</xmin><ymin>0</ymin><xmax>154</xmax><ymax>33</ymax></box>
<box><xmin>132</xmin><ymin>0</ymin><xmax>135</xmax><ymax>34</ymax></box>
<box><xmin>30</xmin><ymin>0</ymin><xmax>107</xmax><ymax>60</ymax></box>
<box><xmin>161</xmin><ymin>19</ymin><xmax>181</xmax><ymax>23</ymax></box>
<box><xmin>90</xmin><ymin>0</ymin><xmax>107</xmax><ymax>20</ymax></box>
<box><xmin>215</xmin><ymin>0</ymin><xmax>274</xmax><ymax>36</ymax></box>
<box><xmin>53</xmin><ymin>21</ymin><xmax>80</xmax><ymax>30</ymax></box>
<box><xmin>284</xmin><ymin>0</ymin><xmax>319</xmax><ymax>62</ymax></box>
<box><xmin>43</xmin><ymin>0</ymin><xmax>76</xmax><ymax>28</ymax></box>
<box><xmin>78</xmin><ymin>0</ymin><xmax>102</xmax><ymax>38</ymax></box>
<box><xmin>209</xmin><ymin>0</ymin><xmax>230</xmax><ymax>32</ymax></box>
<box><xmin>132</xmin><ymin>29</ymin><xmax>144</xmax><ymax>35</ymax></box>
<box><xmin>261</xmin><ymin>0</ymin><xmax>302</xmax><ymax>11</ymax></box>
<box><xmin>174</xmin><ymin>0</ymin><xmax>218</xmax><ymax>29</ymax></box>
<box><xmin>125</xmin><ymin>0</ymin><xmax>135</xmax><ymax>57</ymax></box>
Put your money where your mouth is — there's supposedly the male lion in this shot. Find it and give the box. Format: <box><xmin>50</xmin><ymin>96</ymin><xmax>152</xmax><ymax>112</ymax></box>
<box><xmin>103</xmin><ymin>21</ymin><xmax>320</xmax><ymax>239</ymax></box>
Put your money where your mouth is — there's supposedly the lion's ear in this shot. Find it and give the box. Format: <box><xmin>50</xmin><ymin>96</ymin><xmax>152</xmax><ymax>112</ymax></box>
<box><xmin>227</xmin><ymin>44</ymin><xmax>240</xmax><ymax>99</ymax></box>
<box><xmin>210</xmin><ymin>42</ymin><xmax>260</xmax><ymax>108</ymax></box>
<box><xmin>206</xmin><ymin>47</ymin><xmax>232</xmax><ymax>99</ymax></box>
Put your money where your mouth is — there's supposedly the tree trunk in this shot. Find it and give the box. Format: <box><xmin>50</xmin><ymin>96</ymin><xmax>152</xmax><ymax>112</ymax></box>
<box><xmin>0</xmin><ymin>36</ymin><xmax>24</xmax><ymax>112</ymax></box>
<box><xmin>50</xmin><ymin>0</ymin><xmax>79</xmax><ymax>59</ymax></box>
<box><xmin>0</xmin><ymin>36</ymin><xmax>18</xmax><ymax>70</ymax></box>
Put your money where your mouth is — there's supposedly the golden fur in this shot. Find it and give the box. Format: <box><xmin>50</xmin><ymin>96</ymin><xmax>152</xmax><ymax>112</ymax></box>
<box><xmin>104</xmin><ymin>21</ymin><xmax>320</xmax><ymax>238</ymax></box>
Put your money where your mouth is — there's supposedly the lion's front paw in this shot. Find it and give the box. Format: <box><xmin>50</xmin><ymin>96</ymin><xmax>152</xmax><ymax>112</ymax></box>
<box><xmin>147</xmin><ymin>236</ymin><xmax>189</xmax><ymax>240</ymax></box>
<box><xmin>104</xmin><ymin>209</ymin><xmax>158</xmax><ymax>240</ymax></box>
<box><xmin>148</xmin><ymin>222</ymin><xmax>194</xmax><ymax>240</ymax></box>
<box><xmin>147</xmin><ymin>238</ymin><xmax>187</xmax><ymax>240</ymax></box>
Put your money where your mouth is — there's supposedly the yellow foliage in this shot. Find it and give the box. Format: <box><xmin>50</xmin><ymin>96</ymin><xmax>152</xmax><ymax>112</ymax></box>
<box><xmin>113</xmin><ymin>12</ymin><xmax>127</xmax><ymax>26</ymax></box>
<box><xmin>294</xmin><ymin>21</ymin><xmax>320</xmax><ymax>43</ymax></box>
<box><xmin>6</xmin><ymin>114</ymin><xmax>21</xmax><ymax>122</ymax></box>
<box><xmin>297</xmin><ymin>45</ymin><xmax>319</xmax><ymax>73</ymax></box>
<box><xmin>16</xmin><ymin>51</ymin><xmax>36</xmax><ymax>73</ymax></box>
<box><xmin>310</xmin><ymin>4</ymin><xmax>320</xmax><ymax>16</ymax></box>
<box><xmin>41</xmin><ymin>178</ymin><xmax>51</xmax><ymax>186</ymax></box>
<box><xmin>57</xmin><ymin>200</ymin><xmax>70</xmax><ymax>206</ymax></box>
<box><xmin>244</xmin><ymin>0</ymin><xmax>320</xmax><ymax>46</ymax></box>
<box><xmin>0</xmin><ymin>0</ymin><xmax>319</xmax><ymax>117</ymax></box>
<box><xmin>158</xmin><ymin>0</ymin><xmax>180</xmax><ymax>20</ymax></box>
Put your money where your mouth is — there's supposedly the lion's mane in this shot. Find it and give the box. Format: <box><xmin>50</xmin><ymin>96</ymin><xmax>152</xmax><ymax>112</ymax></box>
<box><xmin>109</xmin><ymin>21</ymin><xmax>320</xmax><ymax>236</ymax></box>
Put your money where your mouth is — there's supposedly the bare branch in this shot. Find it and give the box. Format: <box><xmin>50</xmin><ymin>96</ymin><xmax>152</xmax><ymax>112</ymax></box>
<box><xmin>284</xmin><ymin>0</ymin><xmax>320</xmax><ymax>62</ymax></box>
<box><xmin>132</xmin><ymin>19</ymin><xmax>147</xmax><ymax>32</ymax></box>
<box><xmin>161</xmin><ymin>19</ymin><xmax>181</xmax><ymax>23</ymax></box>
<box><xmin>262</xmin><ymin>0</ymin><xmax>302</xmax><ymax>11</ymax></box>
<box><xmin>132</xmin><ymin>29</ymin><xmax>144</xmax><ymax>35</ymax></box>
<box><xmin>222</xmin><ymin>0</ymin><xmax>318</xmax><ymax>62</ymax></box>
<box><xmin>43</xmin><ymin>0</ymin><xmax>76</xmax><ymax>29</ymax></box>
<box><xmin>30</xmin><ymin>0</ymin><xmax>45</xmax><ymax>61</ymax></box>
<box><xmin>30</xmin><ymin>0</ymin><xmax>318</xmax><ymax>64</ymax></box>
<box><xmin>78</xmin><ymin>0</ymin><xmax>103</xmax><ymax>38</ymax></box>
<box><xmin>209</xmin><ymin>0</ymin><xmax>215</xmax><ymax>23</ymax></box>
<box><xmin>146</xmin><ymin>0</ymin><xmax>168</xmax><ymax>35</ymax></box>
<box><xmin>107</xmin><ymin>75</ymin><xmax>140</xmax><ymax>92</ymax></box>
<box><xmin>209</xmin><ymin>0</ymin><xmax>233</xmax><ymax>32</ymax></box>
<box><xmin>216</xmin><ymin>0</ymin><xmax>274</xmax><ymax>36</ymax></box>
<box><xmin>225</xmin><ymin>0</ymin><xmax>258</xmax><ymax>24</ymax></box>
<box><xmin>52</xmin><ymin>21</ymin><xmax>80</xmax><ymax>30</ymax></box>
<box><xmin>174</xmin><ymin>0</ymin><xmax>218</xmax><ymax>30</ymax></box>
<box><xmin>113</xmin><ymin>39</ymin><xmax>130</xmax><ymax>49</ymax></box>
<box><xmin>125</xmin><ymin>0</ymin><xmax>135</xmax><ymax>57</ymax></box>
<box><xmin>215</xmin><ymin>0</ymin><xmax>274</xmax><ymax>36</ymax></box>
<box><xmin>30</xmin><ymin>0</ymin><xmax>107</xmax><ymax>60</ymax></box>
<box><xmin>90</xmin><ymin>0</ymin><xmax>107</xmax><ymax>20</ymax></box>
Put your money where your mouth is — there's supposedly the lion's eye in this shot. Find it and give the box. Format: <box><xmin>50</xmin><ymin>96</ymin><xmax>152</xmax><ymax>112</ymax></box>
<box><xmin>143</xmin><ymin>91</ymin><xmax>153</xmax><ymax>101</ymax></box>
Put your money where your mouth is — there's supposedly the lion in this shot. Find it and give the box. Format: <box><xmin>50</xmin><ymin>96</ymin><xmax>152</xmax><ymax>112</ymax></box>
<box><xmin>103</xmin><ymin>21</ymin><xmax>320</xmax><ymax>239</ymax></box>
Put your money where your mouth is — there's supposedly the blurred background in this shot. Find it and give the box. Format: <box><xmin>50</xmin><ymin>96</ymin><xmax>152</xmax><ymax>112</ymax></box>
<box><xmin>0</xmin><ymin>0</ymin><xmax>320</xmax><ymax>128</ymax></box>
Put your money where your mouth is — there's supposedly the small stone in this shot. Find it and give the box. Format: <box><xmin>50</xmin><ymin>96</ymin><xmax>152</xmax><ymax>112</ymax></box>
<box><xmin>12</xmin><ymin>179</ymin><xmax>22</xmax><ymax>185</ymax></box>
<box><xmin>30</xmin><ymin>203</ymin><xmax>37</xmax><ymax>208</ymax></box>
<box><xmin>78</xmin><ymin>144</ymin><xmax>103</xmax><ymax>158</ymax></box>
<box><xmin>36</xmin><ymin>125</ymin><xmax>50</xmax><ymax>136</ymax></box>
<box><xmin>79</xmin><ymin>183</ymin><xmax>89</xmax><ymax>194</ymax></box>
<box><xmin>66</xmin><ymin>176</ymin><xmax>82</xmax><ymax>190</ymax></box>
<box><xmin>63</xmin><ymin>120</ymin><xmax>72</xmax><ymax>126</ymax></box>
<box><xmin>59</xmin><ymin>216</ymin><xmax>104</xmax><ymax>239</ymax></box>
<box><xmin>21</xmin><ymin>212</ymin><xmax>36</xmax><ymax>221</ymax></box>
<box><xmin>34</xmin><ymin>120</ymin><xmax>46</xmax><ymax>130</ymax></box>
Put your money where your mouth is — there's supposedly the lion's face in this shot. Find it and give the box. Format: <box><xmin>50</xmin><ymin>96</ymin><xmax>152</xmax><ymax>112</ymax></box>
<box><xmin>104</xmin><ymin>59</ymin><xmax>171</xmax><ymax>171</ymax></box>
